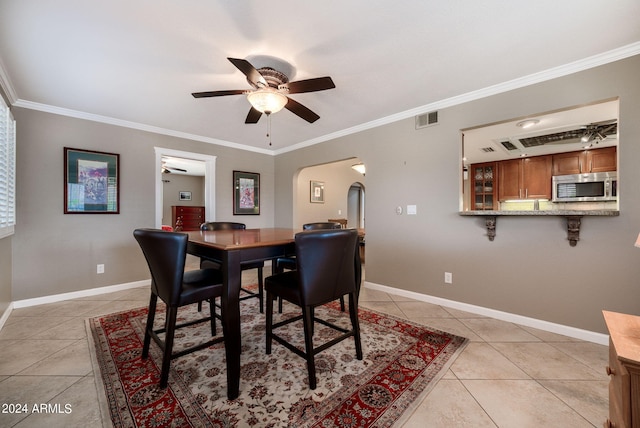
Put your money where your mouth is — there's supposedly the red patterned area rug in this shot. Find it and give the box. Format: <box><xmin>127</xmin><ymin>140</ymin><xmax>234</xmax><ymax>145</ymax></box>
<box><xmin>88</xmin><ymin>290</ymin><xmax>467</xmax><ymax>427</ymax></box>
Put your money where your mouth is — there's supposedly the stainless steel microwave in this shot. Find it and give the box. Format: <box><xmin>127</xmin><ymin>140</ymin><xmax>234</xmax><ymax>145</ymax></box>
<box><xmin>552</xmin><ymin>172</ymin><xmax>617</xmax><ymax>202</ymax></box>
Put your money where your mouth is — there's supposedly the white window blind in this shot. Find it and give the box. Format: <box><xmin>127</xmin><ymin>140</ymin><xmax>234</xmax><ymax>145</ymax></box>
<box><xmin>0</xmin><ymin>97</ymin><xmax>16</xmax><ymax>239</ymax></box>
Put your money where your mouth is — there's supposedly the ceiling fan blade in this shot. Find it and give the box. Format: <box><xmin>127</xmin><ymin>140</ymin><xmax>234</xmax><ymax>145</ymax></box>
<box><xmin>162</xmin><ymin>164</ymin><xmax>188</xmax><ymax>172</ymax></box>
<box><xmin>281</xmin><ymin>76</ymin><xmax>335</xmax><ymax>94</ymax></box>
<box><xmin>192</xmin><ymin>89</ymin><xmax>245</xmax><ymax>98</ymax></box>
<box><xmin>227</xmin><ymin>57</ymin><xmax>267</xmax><ymax>87</ymax></box>
<box><xmin>285</xmin><ymin>98</ymin><xmax>320</xmax><ymax>123</ymax></box>
<box><xmin>245</xmin><ymin>107</ymin><xmax>262</xmax><ymax>124</ymax></box>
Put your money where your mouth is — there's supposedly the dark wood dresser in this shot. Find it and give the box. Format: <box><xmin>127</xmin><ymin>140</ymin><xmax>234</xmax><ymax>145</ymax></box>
<box><xmin>171</xmin><ymin>205</ymin><xmax>205</xmax><ymax>231</ymax></box>
<box><xmin>603</xmin><ymin>310</ymin><xmax>640</xmax><ymax>428</ymax></box>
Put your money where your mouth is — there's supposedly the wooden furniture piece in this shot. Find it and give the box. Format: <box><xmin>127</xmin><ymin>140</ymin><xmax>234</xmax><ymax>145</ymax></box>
<box><xmin>603</xmin><ymin>310</ymin><xmax>640</xmax><ymax>428</ymax></box>
<box><xmin>171</xmin><ymin>205</ymin><xmax>205</xmax><ymax>231</ymax></box>
<box><xmin>185</xmin><ymin>228</ymin><xmax>297</xmax><ymax>399</ymax></box>
<box><xmin>498</xmin><ymin>155</ymin><xmax>552</xmax><ymax>201</ymax></box>
<box><xmin>553</xmin><ymin>146</ymin><xmax>617</xmax><ymax>176</ymax></box>
<box><xmin>470</xmin><ymin>162</ymin><xmax>498</xmax><ymax>210</ymax></box>
<box><xmin>199</xmin><ymin>222</ymin><xmax>265</xmax><ymax>313</ymax></box>
<box><xmin>327</xmin><ymin>218</ymin><xmax>348</xmax><ymax>228</ymax></box>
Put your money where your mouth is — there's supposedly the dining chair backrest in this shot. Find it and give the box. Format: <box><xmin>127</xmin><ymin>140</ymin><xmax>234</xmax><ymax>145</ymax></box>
<box><xmin>133</xmin><ymin>228</ymin><xmax>187</xmax><ymax>306</ymax></box>
<box><xmin>302</xmin><ymin>222</ymin><xmax>342</xmax><ymax>230</ymax></box>
<box><xmin>200</xmin><ymin>222</ymin><xmax>246</xmax><ymax>231</ymax></box>
<box><xmin>295</xmin><ymin>229</ymin><xmax>359</xmax><ymax>307</ymax></box>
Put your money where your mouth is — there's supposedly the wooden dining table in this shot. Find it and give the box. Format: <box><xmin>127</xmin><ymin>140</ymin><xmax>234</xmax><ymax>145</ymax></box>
<box><xmin>185</xmin><ymin>228</ymin><xmax>296</xmax><ymax>399</ymax></box>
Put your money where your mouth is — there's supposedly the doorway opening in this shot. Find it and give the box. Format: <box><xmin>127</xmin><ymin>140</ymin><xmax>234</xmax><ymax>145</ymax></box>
<box><xmin>348</xmin><ymin>182</ymin><xmax>365</xmax><ymax>229</ymax></box>
<box><xmin>292</xmin><ymin>158</ymin><xmax>365</xmax><ymax>230</ymax></box>
<box><xmin>154</xmin><ymin>147</ymin><xmax>216</xmax><ymax>228</ymax></box>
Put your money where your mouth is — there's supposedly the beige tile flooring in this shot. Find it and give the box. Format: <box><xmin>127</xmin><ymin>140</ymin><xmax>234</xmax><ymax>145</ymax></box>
<box><xmin>0</xmin><ymin>267</ymin><xmax>608</xmax><ymax>427</ymax></box>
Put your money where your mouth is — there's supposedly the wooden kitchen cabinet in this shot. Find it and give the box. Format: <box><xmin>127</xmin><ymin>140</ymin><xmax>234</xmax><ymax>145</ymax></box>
<box><xmin>552</xmin><ymin>146</ymin><xmax>617</xmax><ymax>175</ymax></box>
<box><xmin>470</xmin><ymin>162</ymin><xmax>498</xmax><ymax>210</ymax></box>
<box><xmin>498</xmin><ymin>155</ymin><xmax>552</xmax><ymax>201</ymax></box>
<box><xmin>171</xmin><ymin>205</ymin><xmax>205</xmax><ymax>231</ymax></box>
<box><xmin>603</xmin><ymin>311</ymin><xmax>640</xmax><ymax>428</ymax></box>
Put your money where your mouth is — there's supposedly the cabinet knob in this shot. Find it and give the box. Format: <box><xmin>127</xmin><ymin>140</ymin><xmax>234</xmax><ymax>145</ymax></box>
<box><xmin>604</xmin><ymin>418</ymin><xmax>615</xmax><ymax>428</ymax></box>
<box><xmin>606</xmin><ymin>366</ymin><xmax>615</xmax><ymax>376</ymax></box>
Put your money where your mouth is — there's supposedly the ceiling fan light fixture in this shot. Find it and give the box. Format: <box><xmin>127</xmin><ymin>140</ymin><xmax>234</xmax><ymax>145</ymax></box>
<box><xmin>351</xmin><ymin>163</ymin><xmax>366</xmax><ymax>175</ymax></box>
<box><xmin>516</xmin><ymin>119</ymin><xmax>540</xmax><ymax>129</ymax></box>
<box><xmin>247</xmin><ymin>89</ymin><xmax>288</xmax><ymax>114</ymax></box>
<box><xmin>581</xmin><ymin>132</ymin><xmax>593</xmax><ymax>143</ymax></box>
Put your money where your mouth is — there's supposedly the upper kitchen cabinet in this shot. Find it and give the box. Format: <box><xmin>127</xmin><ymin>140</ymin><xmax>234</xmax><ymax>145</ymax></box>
<box><xmin>470</xmin><ymin>162</ymin><xmax>498</xmax><ymax>210</ymax></box>
<box><xmin>552</xmin><ymin>146</ymin><xmax>617</xmax><ymax>175</ymax></box>
<box><xmin>499</xmin><ymin>155</ymin><xmax>552</xmax><ymax>201</ymax></box>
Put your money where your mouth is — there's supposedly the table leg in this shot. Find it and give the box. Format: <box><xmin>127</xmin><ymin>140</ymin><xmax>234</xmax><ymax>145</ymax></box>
<box><xmin>222</xmin><ymin>250</ymin><xmax>242</xmax><ymax>400</ymax></box>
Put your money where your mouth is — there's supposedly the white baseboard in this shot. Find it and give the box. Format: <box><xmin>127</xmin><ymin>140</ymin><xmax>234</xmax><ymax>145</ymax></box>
<box><xmin>4</xmin><ymin>278</ymin><xmax>609</xmax><ymax>346</ymax></box>
<box><xmin>12</xmin><ymin>280</ymin><xmax>150</xmax><ymax>309</ymax></box>
<box><xmin>0</xmin><ymin>302</ymin><xmax>14</xmax><ymax>332</ymax></box>
<box><xmin>363</xmin><ymin>281</ymin><xmax>609</xmax><ymax>346</ymax></box>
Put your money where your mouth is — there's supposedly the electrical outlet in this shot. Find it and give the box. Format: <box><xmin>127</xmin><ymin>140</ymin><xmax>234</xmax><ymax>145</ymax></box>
<box><xmin>97</xmin><ymin>264</ymin><xmax>105</xmax><ymax>274</ymax></box>
<box><xmin>444</xmin><ymin>272</ymin><xmax>452</xmax><ymax>284</ymax></box>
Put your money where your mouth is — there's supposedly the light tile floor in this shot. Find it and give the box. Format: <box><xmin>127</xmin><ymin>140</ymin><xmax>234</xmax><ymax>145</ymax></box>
<box><xmin>0</xmin><ymin>267</ymin><xmax>608</xmax><ymax>427</ymax></box>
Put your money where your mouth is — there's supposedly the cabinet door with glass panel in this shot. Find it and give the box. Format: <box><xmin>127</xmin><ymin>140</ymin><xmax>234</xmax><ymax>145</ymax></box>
<box><xmin>470</xmin><ymin>162</ymin><xmax>498</xmax><ymax>210</ymax></box>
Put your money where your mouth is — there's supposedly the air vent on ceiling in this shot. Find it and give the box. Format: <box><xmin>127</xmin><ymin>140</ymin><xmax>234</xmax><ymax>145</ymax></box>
<box><xmin>415</xmin><ymin>111</ymin><xmax>439</xmax><ymax>129</ymax></box>
<box><xmin>500</xmin><ymin>141</ymin><xmax>518</xmax><ymax>151</ymax></box>
<box><xmin>480</xmin><ymin>147</ymin><xmax>495</xmax><ymax>153</ymax></box>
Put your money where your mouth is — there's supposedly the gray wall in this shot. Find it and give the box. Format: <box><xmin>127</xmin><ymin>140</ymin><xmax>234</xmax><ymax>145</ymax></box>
<box><xmin>5</xmin><ymin>55</ymin><xmax>639</xmax><ymax>335</ymax></box>
<box><xmin>11</xmin><ymin>109</ymin><xmax>274</xmax><ymax>300</ymax></box>
<box><xmin>0</xmin><ymin>236</ymin><xmax>11</xmax><ymax>314</ymax></box>
<box><xmin>275</xmin><ymin>55</ymin><xmax>640</xmax><ymax>334</ymax></box>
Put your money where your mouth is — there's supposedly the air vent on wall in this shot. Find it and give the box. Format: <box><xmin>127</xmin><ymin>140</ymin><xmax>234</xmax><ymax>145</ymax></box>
<box><xmin>480</xmin><ymin>147</ymin><xmax>495</xmax><ymax>153</ymax></box>
<box><xmin>415</xmin><ymin>111</ymin><xmax>439</xmax><ymax>129</ymax></box>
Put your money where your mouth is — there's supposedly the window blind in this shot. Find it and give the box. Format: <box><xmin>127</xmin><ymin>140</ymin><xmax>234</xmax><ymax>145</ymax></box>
<box><xmin>0</xmin><ymin>97</ymin><xmax>16</xmax><ymax>238</ymax></box>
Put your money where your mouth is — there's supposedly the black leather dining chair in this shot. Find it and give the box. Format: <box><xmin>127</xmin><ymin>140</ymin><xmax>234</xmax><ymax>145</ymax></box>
<box><xmin>265</xmin><ymin>228</ymin><xmax>363</xmax><ymax>389</ymax></box>
<box><xmin>199</xmin><ymin>222</ymin><xmax>265</xmax><ymax>313</ymax></box>
<box><xmin>133</xmin><ymin>228</ymin><xmax>225</xmax><ymax>388</ymax></box>
<box><xmin>274</xmin><ymin>222</ymin><xmax>344</xmax><ymax>312</ymax></box>
<box><xmin>274</xmin><ymin>222</ymin><xmax>342</xmax><ymax>273</ymax></box>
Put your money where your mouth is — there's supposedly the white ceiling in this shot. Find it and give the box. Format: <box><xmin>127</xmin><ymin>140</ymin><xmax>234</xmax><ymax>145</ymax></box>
<box><xmin>1</xmin><ymin>1</ymin><xmax>639</xmax><ymax>155</ymax></box>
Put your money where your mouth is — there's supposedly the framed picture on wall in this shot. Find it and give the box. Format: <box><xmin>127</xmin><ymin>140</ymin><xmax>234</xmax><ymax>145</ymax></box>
<box><xmin>310</xmin><ymin>180</ymin><xmax>325</xmax><ymax>203</ymax></box>
<box><xmin>179</xmin><ymin>191</ymin><xmax>192</xmax><ymax>201</ymax></box>
<box><xmin>233</xmin><ymin>170</ymin><xmax>260</xmax><ymax>215</ymax></box>
<box><xmin>64</xmin><ymin>147</ymin><xmax>120</xmax><ymax>214</ymax></box>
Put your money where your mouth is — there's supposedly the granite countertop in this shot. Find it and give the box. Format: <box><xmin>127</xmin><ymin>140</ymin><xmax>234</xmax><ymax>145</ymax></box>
<box><xmin>459</xmin><ymin>210</ymin><xmax>619</xmax><ymax>216</ymax></box>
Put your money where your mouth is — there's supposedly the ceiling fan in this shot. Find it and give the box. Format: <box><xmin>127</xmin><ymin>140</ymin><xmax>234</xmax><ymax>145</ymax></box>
<box><xmin>192</xmin><ymin>57</ymin><xmax>335</xmax><ymax>124</ymax></box>
<box><xmin>161</xmin><ymin>162</ymin><xmax>187</xmax><ymax>174</ymax></box>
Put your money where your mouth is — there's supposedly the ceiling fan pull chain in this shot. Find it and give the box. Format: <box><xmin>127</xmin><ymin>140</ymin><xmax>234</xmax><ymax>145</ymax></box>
<box><xmin>267</xmin><ymin>113</ymin><xmax>272</xmax><ymax>146</ymax></box>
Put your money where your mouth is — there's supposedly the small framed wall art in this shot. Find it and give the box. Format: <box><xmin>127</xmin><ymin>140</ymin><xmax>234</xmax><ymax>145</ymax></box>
<box><xmin>179</xmin><ymin>191</ymin><xmax>192</xmax><ymax>201</ymax></box>
<box><xmin>310</xmin><ymin>180</ymin><xmax>325</xmax><ymax>203</ymax></box>
<box><xmin>233</xmin><ymin>170</ymin><xmax>260</xmax><ymax>215</ymax></box>
<box><xmin>64</xmin><ymin>147</ymin><xmax>119</xmax><ymax>214</ymax></box>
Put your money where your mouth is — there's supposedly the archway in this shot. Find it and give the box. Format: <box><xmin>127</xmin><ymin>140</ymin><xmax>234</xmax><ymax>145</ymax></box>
<box><xmin>292</xmin><ymin>158</ymin><xmax>365</xmax><ymax>230</ymax></box>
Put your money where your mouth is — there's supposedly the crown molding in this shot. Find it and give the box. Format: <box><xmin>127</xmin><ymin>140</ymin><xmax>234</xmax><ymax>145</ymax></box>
<box><xmin>274</xmin><ymin>42</ymin><xmax>640</xmax><ymax>155</ymax></box>
<box><xmin>11</xmin><ymin>99</ymin><xmax>274</xmax><ymax>155</ymax></box>
<box><xmin>5</xmin><ymin>42</ymin><xmax>640</xmax><ymax>156</ymax></box>
<box><xmin>0</xmin><ymin>56</ymin><xmax>17</xmax><ymax>105</ymax></box>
